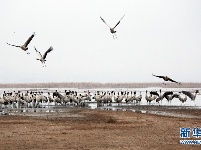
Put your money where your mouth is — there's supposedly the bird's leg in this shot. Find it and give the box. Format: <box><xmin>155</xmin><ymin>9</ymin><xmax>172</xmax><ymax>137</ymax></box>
<box><xmin>114</xmin><ymin>33</ymin><xmax>117</xmax><ymax>39</ymax></box>
<box><xmin>41</xmin><ymin>62</ymin><xmax>45</xmax><ymax>67</ymax></box>
<box><xmin>27</xmin><ymin>52</ymin><xmax>30</xmax><ymax>55</ymax></box>
<box><xmin>113</xmin><ymin>33</ymin><xmax>117</xmax><ymax>39</ymax></box>
<box><xmin>113</xmin><ymin>34</ymin><xmax>115</xmax><ymax>39</ymax></box>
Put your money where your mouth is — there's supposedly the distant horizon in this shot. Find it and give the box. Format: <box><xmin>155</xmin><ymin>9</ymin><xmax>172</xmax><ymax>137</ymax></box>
<box><xmin>0</xmin><ymin>82</ymin><xmax>201</xmax><ymax>89</ymax></box>
<box><xmin>0</xmin><ymin>81</ymin><xmax>201</xmax><ymax>84</ymax></box>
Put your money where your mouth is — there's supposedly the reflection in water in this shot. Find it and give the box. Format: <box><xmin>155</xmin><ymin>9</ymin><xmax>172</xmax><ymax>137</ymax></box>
<box><xmin>1</xmin><ymin>93</ymin><xmax>201</xmax><ymax>119</ymax></box>
<box><xmin>131</xmin><ymin>109</ymin><xmax>147</xmax><ymax>113</ymax></box>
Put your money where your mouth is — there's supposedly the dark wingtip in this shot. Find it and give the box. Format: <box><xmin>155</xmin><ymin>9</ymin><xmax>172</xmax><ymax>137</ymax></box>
<box><xmin>50</xmin><ymin>46</ymin><xmax>53</xmax><ymax>50</ymax></box>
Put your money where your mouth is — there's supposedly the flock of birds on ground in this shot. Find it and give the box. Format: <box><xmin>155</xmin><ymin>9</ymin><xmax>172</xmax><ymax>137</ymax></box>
<box><xmin>0</xmin><ymin>88</ymin><xmax>199</xmax><ymax>109</ymax></box>
<box><xmin>6</xmin><ymin>15</ymin><xmax>182</xmax><ymax>84</ymax></box>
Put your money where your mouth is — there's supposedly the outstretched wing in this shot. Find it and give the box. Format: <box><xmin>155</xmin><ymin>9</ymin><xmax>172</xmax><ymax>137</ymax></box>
<box><xmin>6</xmin><ymin>42</ymin><xmax>20</xmax><ymax>48</ymax></box>
<box><xmin>100</xmin><ymin>16</ymin><xmax>111</xmax><ymax>28</ymax></box>
<box><xmin>150</xmin><ymin>91</ymin><xmax>159</xmax><ymax>97</ymax></box>
<box><xmin>152</xmin><ymin>74</ymin><xmax>164</xmax><ymax>79</ymax></box>
<box><xmin>172</xmin><ymin>93</ymin><xmax>179</xmax><ymax>99</ymax></box>
<box><xmin>182</xmin><ymin>91</ymin><xmax>194</xmax><ymax>100</ymax></box>
<box><xmin>167</xmin><ymin>77</ymin><xmax>179</xmax><ymax>83</ymax></box>
<box><xmin>34</xmin><ymin>46</ymin><xmax>42</xmax><ymax>59</ymax></box>
<box><xmin>24</xmin><ymin>32</ymin><xmax>35</xmax><ymax>47</ymax></box>
<box><xmin>162</xmin><ymin>91</ymin><xmax>173</xmax><ymax>100</ymax></box>
<box><xmin>43</xmin><ymin>46</ymin><xmax>53</xmax><ymax>59</ymax></box>
<box><xmin>113</xmin><ymin>15</ymin><xmax>125</xmax><ymax>29</ymax></box>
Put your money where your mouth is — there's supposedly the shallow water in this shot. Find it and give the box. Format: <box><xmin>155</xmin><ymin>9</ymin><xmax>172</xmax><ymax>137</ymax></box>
<box><xmin>0</xmin><ymin>103</ymin><xmax>200</xmax><ymax>119</ymax></box>
<box><xmin>1</xmin><ymin>87</ymin><xmax>201</xmax><ymax>118</ymax></box>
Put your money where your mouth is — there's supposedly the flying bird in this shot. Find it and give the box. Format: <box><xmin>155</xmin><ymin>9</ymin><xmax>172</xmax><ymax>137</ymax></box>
<box><xmin>100</xmin><ymin>15</ymin><xmax>125</xmax><ymax>39</ymax></box>
<box><xmin>34</xmin><ymin>46</ymin><xmax>53</xmax><ymax>67</ymax></box>
<box><xmin>152</xmin><ymin>74</ymin><xmax>181</xmax><ymax>85</ymax></box>
<box><xmin>7</xmin><ymin>32</ymin><xmax>35</xmax><ymax>54</ymax></box>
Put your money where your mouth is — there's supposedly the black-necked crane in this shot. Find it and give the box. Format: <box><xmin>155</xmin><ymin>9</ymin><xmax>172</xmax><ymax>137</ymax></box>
<box><xmin>133</xmin><ymin>91</ymin><xmax>142</xmax><ymax>104</ymax></box>
<box><xmin>115</xmin><ymin>91</ymin><xmax>126</xmax><ymax>104</ymax></box>
<box><xmin>178</xmin><ymin>92</ymin><xmax>187</xmax><ymax>103</ymax></box>
<box><xmin>34</xmin><ymin>46</ymin><xmax>53</xmax><ymax>67</ymax></box>
<box><xmin>171</xmin><ymin>92</ymin><xmax>187</xmax><ymax>104</ymax></box>
<box><xmin>182</xmin><ymin>90</ymin><xmax>199</xmax><ymax>101</ymax></box>
<box><xmin>155</xmin><ymin>90</ymin><xmax>174</xmax><ymax>104</ymax></box>
<box><xmin>150</xmin><ymin>91</ymin><xmax>159</xmax><ymax>97</ymax></box>
<box><xmin>145</xmin><ymin>90</ymin><xmax>157</xmax><ymax>105</ymax></box>
<box><xmin>163</xmin><ymin>91</ymin><xmax>174</xmax><ymax>104</ymax></box>
<box><xmin>100</xmin><ymin>15</ymin><xmax>125</xmax><ymax>39</ymax></box>
<box><xmin>152</xmin><ymin>74</ymin><xmax>181</xmax><ymax>85</ymax></box>
<box><xmin>155</xmin><ymin>90</ymin><xmax>163</xmax><ymax>103</ymax></box>
<box><xmin>7</xmin><ymin>32</ymin><xmax>35</xmax><ymax>54</ymax></box>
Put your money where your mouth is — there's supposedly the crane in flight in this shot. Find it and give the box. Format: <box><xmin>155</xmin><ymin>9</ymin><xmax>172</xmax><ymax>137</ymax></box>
<box><xmin>100</xmin><ymin>15</ymin><xmax>125</xmax><ymax>39</ymax></box>
<box><xmin>34</xmin><ymin>46</ymin><xmax>53</xmax><ymax>67</ymax></box>
<box><xmin>152</xmin><ymin>74</ymin><xmax>181</xmax><ymax>85</ymax></box>
<box><xmin>7</xmin><ymin>32</ymin><xmax>35</xmax><ymax>54</ymax></box>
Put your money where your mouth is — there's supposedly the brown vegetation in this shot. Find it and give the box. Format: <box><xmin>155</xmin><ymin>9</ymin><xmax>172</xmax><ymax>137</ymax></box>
<box><xmin>0</xmin><ymin>109</ymin><xmax>201</xmax><ymax>149</ymax></box>
<box><xmin>0</xmin><ymin>82</ymin><xmax>201</xmax><ymax>89</ymax></box>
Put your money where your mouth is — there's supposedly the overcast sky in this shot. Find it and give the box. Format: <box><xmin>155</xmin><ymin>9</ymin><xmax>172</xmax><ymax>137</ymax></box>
<box><xmin>0</xmin><ymin>0</ymin><xmax>201</xmax><ymax>83</ymax></box>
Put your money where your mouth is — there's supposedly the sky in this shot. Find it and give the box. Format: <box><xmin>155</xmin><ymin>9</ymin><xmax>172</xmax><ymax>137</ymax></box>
<box><xmin>0</xmin><ymin>0</ymin><xmax>201</xmax><ymax>83</ymax></box>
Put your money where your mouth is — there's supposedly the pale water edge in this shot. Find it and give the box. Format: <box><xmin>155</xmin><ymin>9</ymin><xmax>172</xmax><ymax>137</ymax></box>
<box><xmin>0</xmin><ymin>87</ymin><xmax>200</xmax><ymax>107</ymax></box>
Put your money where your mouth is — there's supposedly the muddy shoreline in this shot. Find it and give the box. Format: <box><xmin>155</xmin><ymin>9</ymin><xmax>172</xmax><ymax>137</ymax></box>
<box><xmin>0</xmin><ymin>107</ymin><xmax>201</xmax><ymax>149</ymax></box>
